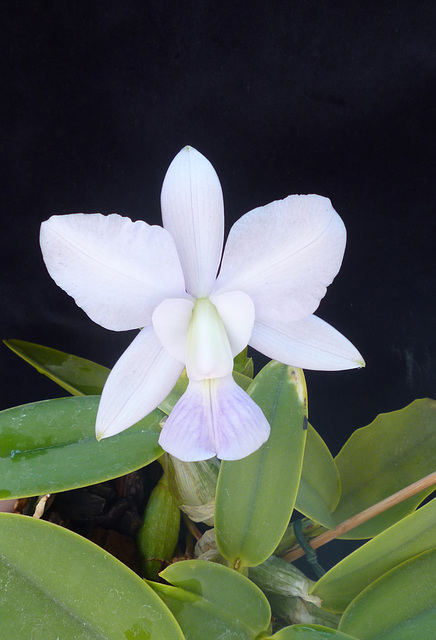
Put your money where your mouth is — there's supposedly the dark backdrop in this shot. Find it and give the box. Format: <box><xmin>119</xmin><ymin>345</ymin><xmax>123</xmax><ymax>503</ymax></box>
<box><xmin>2</xmin><ymin>1</ymin><xmax>436</xmax><ymax>456</ymax></box>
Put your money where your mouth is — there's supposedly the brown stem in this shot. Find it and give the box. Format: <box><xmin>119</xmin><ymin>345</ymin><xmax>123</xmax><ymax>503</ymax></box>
<box><xmin>182</xmin><ymin>512</ymin><xmax>202</xmax><ymax>541</ymax></box>
<box><xmin>284</xmin><ymin>470</ymin><xmax>436</xmax><ymax>562</ymax></box>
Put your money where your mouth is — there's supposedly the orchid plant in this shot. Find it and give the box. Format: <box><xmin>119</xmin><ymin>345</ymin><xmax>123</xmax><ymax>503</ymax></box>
<box><xmin>0</xmin><ymin>147</ymin><xmax>434</xmax><ymax>640</ymax></box>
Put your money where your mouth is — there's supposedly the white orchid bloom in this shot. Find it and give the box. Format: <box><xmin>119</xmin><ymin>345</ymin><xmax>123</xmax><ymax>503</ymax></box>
<box><xmin>40</xmin><ymin>146</ymin><xmax>364</xmax><ymax>461</ymax></box>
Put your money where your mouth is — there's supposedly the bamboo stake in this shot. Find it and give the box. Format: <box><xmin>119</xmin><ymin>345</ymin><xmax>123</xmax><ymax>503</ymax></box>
<box><xmin>284</xmin><ymin>470</ymin><xmax>436</xmax><ymax>562</ymax></box>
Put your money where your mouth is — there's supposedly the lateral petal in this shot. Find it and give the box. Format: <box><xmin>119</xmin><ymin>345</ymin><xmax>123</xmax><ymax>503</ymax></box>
<box><xmin>250</xmin><ymin>315</ymin><xmax>365</xmax><ymax>371</ymax></box>
<box><xmin>161</xmin><ymin>147</ymin><xmax>224</xmax><ymax>298</ymax></box>
<box><xmin>96</xmin><ymin>326</ymin><xmax>184</xmax><ymax>439</ymax></box>
<box><xmin>152</xmin><ymin>297</ymin><xmax>194</xmax><ymax>363</ymax></box>
<box><xmin>159</xmin><ymin>376</ymin><xmax>270</xmax><ymax>461</ymax></box>
<box><xmin>215</xmin><ymin>195</ymin><xmax>346</xmax><ymax>324</ymax></box>
<box><xmin>40</xmin><ymin>213</ymin><xmax>186</xmax><ymax>331</ymax></box>
<box><xmin>211</xmin><ymin>290</ymin><xmax>255</xmax><ymax>357</ymax></box>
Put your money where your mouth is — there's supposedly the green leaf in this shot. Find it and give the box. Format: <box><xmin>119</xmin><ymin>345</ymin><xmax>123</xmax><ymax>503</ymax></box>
<box><xmin>332</xmin><ymin>399</ymin><xmax>436</xmax><ymax>538</ymax></box>
<box><xmin>295</xmin><ymin>424</ymin><xmax>340</xmax><ymax>528</ymax></box>
<box><xmin>215</xmin><ymin>362</ymin><xmax>307</xmax><ymax>568</ymax></box>
<box><xmin>311</xmin><ymin>497</ymin><xmax>436</xmax><ymax>612</ymax></box>
<box><xmin>0</xmin><ymin>513</ymin><xmax>184</xmax><ymax>639</ymax></box>
<box><xmin>149</xmin><ymin>559</ymin><xmax>270</xmax><ymax>640</ymax></box>
<box><xmin>234</xmin><ymin>347</ymin><xmax>254</xmax><ymax>378</ymax></box>
<box><xmin>4</xmin><ymin>339</ymin><xmax>109</xmax><ymax>395</ymax></box>
<box><xmin>0</xmin><ymin>396</ymin><xmax>164</xmax><ymax>499</ymax></box>
<box><xmin>339</xmin><ymin>548</ymin><xmax>436</xmax><ymax>640</ymax></box>
<box><xmin>267</xmin><ymin>625</ymin><xmax>358</xmax><ymax>639</ymax></box>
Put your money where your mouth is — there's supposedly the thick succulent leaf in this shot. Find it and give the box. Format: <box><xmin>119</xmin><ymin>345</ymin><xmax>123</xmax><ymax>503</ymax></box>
<box><xmin>0</xmin><ymin>513</ymin><xmax>184</xmax><ymax>640</ymax></box>
<box><xmin>4</xmin><ymin>339</ymin><xmax>109</xmax><ymax>395</ymax></box>
<box><xmin>150</xmin><ymin>559</ymin><xmax>270</xmax><ymax>640</ymax></box>
<box><xmin>233</xmin><ymin>347</ymin><xmax>254</xmax><ymax>378</ymax></box>
<box><xmin>295</xmin><ymin>424</ymin><xmax>340</xmax><ymax>528</ymax></box>
<box><xmin>215</xmin><ymin>362</ymin><xmax>307</xmax><ymax>568</ymax></box>
<box><xmin>312</xmin><ymin>497</ymin><xmax>436</xmax><ymax>612</ymax></box>
<box><xmin>332</xmin><ymin>398</ymin><xmax>436</xmax><ymax>537</ymax></box>
<box><xmin>339</xmin><ymin>548</ymin><xmax>436</xmax><ymax>639</ymax></box>
<box><xmin>267</xmin><ymin>625</ymin><xmax>358</xmax><ymax>639</ymax></box>
<box><xmin>0</xmin><ymin>396</ymin><xmax>163</xmax><ymax>499</ymax></box>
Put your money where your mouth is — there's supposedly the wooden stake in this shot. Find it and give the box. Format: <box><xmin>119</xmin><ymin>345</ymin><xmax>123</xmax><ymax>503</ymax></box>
<box><xmin>284</xmin><ymin>470</ymin><xmax>436</xmax><ymax>562</ymax></box>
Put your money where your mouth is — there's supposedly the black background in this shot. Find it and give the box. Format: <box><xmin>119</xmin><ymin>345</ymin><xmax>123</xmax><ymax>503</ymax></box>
<box><xmin>2</xmin><ymin>1</ymin><xmax>436</xmax><ymax>459</ymax></box>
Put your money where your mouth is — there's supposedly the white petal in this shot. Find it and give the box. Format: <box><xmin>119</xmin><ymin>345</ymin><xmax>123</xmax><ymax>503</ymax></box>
<box><xmin>215</xmin><ymin>195</ymin><xmax>346</xmax><ymax>324</ymax></box>
<box><xmin>250</xmin><ymin>315</ymin><xmax>365</xmax><ymax>371</ymax></box>
<box><xmin>161</xmin><ymin>147</ymin><xmax>224</xmax><ymax>298</ymax></box>
<box><xmin>40</xmin><ymin>213</ymin><xmax>186</xmax><ymax>331</ymax></box>
<box><xmin>152</xmin><ymin>297</ymin><xmax>194</xmax><ymax>363</ymax></box>
<box><xmin>211</xmin><ymin>290</ymin><xmax>255</xmax><ymax>357</ymax></box>
<box><xmin>158</xmin><ymin>376</ymin><xmax>270</xmax><ymax>461</ymax></box>
<box><xmin>96</xmin><ymin>326</ymin><xmax>184</xmax><ymax>439</ymax></box>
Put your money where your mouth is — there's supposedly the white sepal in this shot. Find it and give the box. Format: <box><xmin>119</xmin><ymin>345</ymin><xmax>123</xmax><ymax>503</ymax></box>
<box><xmin>159</xmin><ymin>376</ymin><xmax>270</xmax><ymax>461</ymax></box>
<box><xmin>96</xmin><ymin>326</ymin><xmax>184</xmax><ymax>439</ymax></box>
<box><xmin>161</xmin><ymin>147</ymin><xmax>224</xmax><ymax>298</ymax></box>
<box><xmin>250</xmin><ymin>314</ymin><xmax>365</xmax><ymax>371</ymax></box>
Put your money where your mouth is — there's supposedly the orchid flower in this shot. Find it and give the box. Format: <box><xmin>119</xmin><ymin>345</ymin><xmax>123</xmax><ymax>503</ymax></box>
<box><xmin>40</xmin><ymin>146</ymin><xmax>364</xmax><ymax>461</ymax></box>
